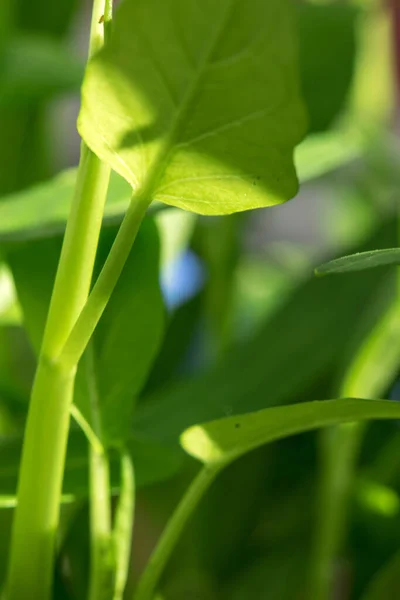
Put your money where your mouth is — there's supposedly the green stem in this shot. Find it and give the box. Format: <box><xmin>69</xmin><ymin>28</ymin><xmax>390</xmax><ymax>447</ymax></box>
<box><xmin>310</xmin><ymin>423</ymin><xmax>365</xmax><ymax>600</ymax></box>
<box><xmin>89</xmin><ymin>447</ymin><xmax>114</xmax><ymax>600</ymax></box>
<box><xmin>309</xmin><ymin>288</ymin><xmax>400</xmax><ymax>598</ymax></box>
<box><xmin>134</xmin><ymin>466</ymin><xmax>219</xmax><ymax>600</ymax></box>
<box><xmin>58</xmin><ymin>192</ymin><xmax>150</xmax><ymax>370</ymax></box>
<box><xmin>113</xmin><ymin>451</ymin><xmax>135</xmax><ymax>600</ymax></box>
<box><xmin>5</xmin><ymin>360</ymin><xmax>75</xmax><ymax>600</ymax></box>
<box><xmin>86</xmin><ymin>347</ymin><xmax>114</xmax><ymax>600</ymax></box>
<box><xmin>5</xmin><ymin>1</ymin><xmax>111</xmax><ymax>598</ymax></box>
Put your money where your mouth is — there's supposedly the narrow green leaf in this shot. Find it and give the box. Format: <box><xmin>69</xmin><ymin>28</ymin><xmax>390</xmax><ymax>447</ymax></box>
<box><xmin>79</xmin><ymin>0</ymin><xmax>306</xmax><ymax>215</ymax></box>
<box><xmin>316</xmin><ymin>248</ymin><xmax>400</xmax><ymax>276</ymax></box>
<box><xmin>180</xmin><ymin>399</ymin><xmax>400</xmax><ymax>467</ymax></box>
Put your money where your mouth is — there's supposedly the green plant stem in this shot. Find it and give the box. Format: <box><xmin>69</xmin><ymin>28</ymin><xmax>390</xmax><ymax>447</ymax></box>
<box><xmin>113</xmin><ymin>451</ymin><xmax>135</xmax><ymax>600</ymax></box>
<box><xmin>89</xmin><ymin>447</ymin><xmax>114</xmax><ymax>600</ymax></box>
<box><xmin>5</xmin><ymin>361</ymin><xmax>74</xmax><ymax>600</ymax></box>
<box><xmin>310</xmin><ymin>423</ymin><xmax>365</xmax><ymax>600</ymax></box>
<box><xmin>58</xmin><ymin>192</ymin><xmax>150</xmax><ymax>370</ymax></box>
<box><xmin>134</xmin><ymin>466</ymin><xmax>219</xmax><ymax>600</ymax></box>
<box><xmin>86</xmin><ymin>346</ymin><xmax>114</xmax><ymax>600</ymax></box>
<box><xmin>5</xmin><ymin>1</ymin><xmax>111</xmax><ymax>598</ymax></box>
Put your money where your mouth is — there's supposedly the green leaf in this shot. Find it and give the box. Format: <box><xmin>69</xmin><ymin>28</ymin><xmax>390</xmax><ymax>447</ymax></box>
<box><xmin>180</xmin><ymin>399</ymin><xmax>400</xmax><ymax>467</ymax></box>
<box><xmin>0</xmin><ymin>129</ymin><xmax>357</xmax><ymax>244</ymax></box>
<box><xmin>0</xmin><ymin>169</ymin><xmax>132</xmax><ymax>242</ymax></box>
<box><xmin>294</xmin><ymin>128</ymin><xmax>362</xmax><ymax>183</ymax></box>
<box><xmin>297</xmin><ymin>1</ymin><xmax>357</xmax><ymax>132</ymax></box>
<box><xmin>134</xmin><ymin>219</ymin><xmax>396</xmax><ymax>442</ymax></box>
<box><xmin>0</xmin><ymin>34</ymin><xmax>84</xmax><ymax>108</ymax></box>
<box><xmin>0</xmin><ymin>429</ymin><xmax>183</xmax><ymax>505</ymax></box>
<box><xmin>316</xmin><ymin>249</ymin><xmax>400</xmax><ymax>276</ymax></box>
<box><xmin>78</xmin><ymin>0</ymin><xmax>306</xmax><ymax>215</ymax></box>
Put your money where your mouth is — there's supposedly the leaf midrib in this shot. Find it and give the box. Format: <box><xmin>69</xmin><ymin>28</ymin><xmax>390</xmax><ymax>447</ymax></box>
<box><xmin>137</xmin><ymin>0</ymin><xmax>237</xmax><ymax>200</ymax></box>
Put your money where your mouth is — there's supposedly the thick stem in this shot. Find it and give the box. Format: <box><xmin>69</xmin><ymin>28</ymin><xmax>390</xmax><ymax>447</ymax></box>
<box><xmin>41</xmin><ymin>148</ymin><xmax>111</xmax><ymax>358</ymax></box>
<box><xmin>134</xmin><ymin>466</ymin><xmax>219</xmax><ymax>600</ymax></box>
<box><xmin>5</xmin><ymin>360</ymin><xmax>75</xmax><ymax>600</ymax></box>
<box><xmin>5</xmin><ymin>1</ymin><xmax>111</xmax><ymax>598</ymax></box>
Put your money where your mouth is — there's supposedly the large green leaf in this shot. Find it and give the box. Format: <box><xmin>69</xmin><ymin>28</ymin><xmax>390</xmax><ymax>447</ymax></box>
<box><xmin>180</xmin><ymin>399</ymin><xmax>400</xmax><ymax>467</ymax></box>
<box><xmin>0</xmin><ymin>131</ymin><xmax>359</xmax><ymax>242</ymax></box>
<box><xmin>297</xmin><ymin>1</ymin><xmax>357</xmax><ymax>132</ymax></box>
<box><xmin>134</xmin><ymin>220</ymin><xmax>396</xmax><ymax>442</ymax></box>
<box><xmin>316</xmin><ymin>249</ymin><xmax>400</xmax><ymax>276</ymax></box>
<box><xmin>6</xmin><ymin>219</ymin><xmax>165</xmax><ymax>448</ymax></box>
<box><xmin>78</xmin><ymin>0</ymin><xmax>306</xmax><ymax>215</ymax></box>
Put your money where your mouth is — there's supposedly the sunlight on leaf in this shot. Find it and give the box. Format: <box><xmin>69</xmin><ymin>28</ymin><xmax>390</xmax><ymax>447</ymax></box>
<box><xmin>316</xmin><ymin>248</ymin><xmax>400</xmax><ymax>276</ymax></box>
<box><xmin>79</xmin><ymin>0</ymin><xmax>306</xmax><ymax>215</ymax></box>
<box><xmin>181</xmin><ymin>399</ymin><xmax>400</xmax><ymax>467</ymax></box>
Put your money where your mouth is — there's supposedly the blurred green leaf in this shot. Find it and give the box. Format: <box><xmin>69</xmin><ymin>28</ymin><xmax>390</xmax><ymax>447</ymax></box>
<box><xmin>15</xmin><ymin>0</ymin><xmax>79</xmax><ymax>37</ymax></box>
<box><xmin>155</xmin><ymin>209</ymin><xmax>196</xmax><ymax>268</ymax></box>
<box><xmin>338</xmin><ymin>299</ymin><xmax>400</xmax><ymax>399</ymax></box>
<box><xmin>79</xmin><ymin>0</ymin><xmax>305</xmax><ymax>215</ymax></box>
<box><xmin>316</xmin><ymin>249</ymin><xmax>400</xmax><ymax>276</ymax></box>
<box><xmin>6</xmin><ymin>219</ymin><xmax>165</xmax><ymax>448</ymax></box>
<box><xmin>294</xmin><ymin>128</ymin><xmax>362</xmax><ymax>183</ymax></box>
<box><xmin>0</xmin><ymin>429</ymin><xmax>183</xmax><ymax>505</ymax></box>
<box><xmin>75</xmin><ymin>219</ymin><xmax>165</xmax><ymax>447</ymax></box>
<box><xmin>181</xmin><ymin>399</ymin><xmax>400</xmax><ymax>467</ymax></box>
<box><xmin>0</xmin><ymin>264</ymin><xmax>20</xmax><ymax>326</ymax></box>
<box><xmin>0</xmin><ymin>169</ymin><xmax>132</xmax><ymax>242</ymax></box>
<box><xmin>134</xmin><ymin>220</ymin><xmax>396</xmax><ymax>442</ymax></box>
<box><xmin>361</xmin><ymin>550</ymin><xmax>400</xmax><ymax>600</ymax></box>
<box><xmin>227</xmin><ymin>551</ymin><xmax>306</xmax><ymax>600</ymax></box>
<box><xmin>0</xmin><ymin>34</ymin><xmax>83</xmax><ymax>108</ymax></box>
<box><xmin>297</xmin><ymin>1</ymin><xmax>357</xmax><ymax>132</ymax></box>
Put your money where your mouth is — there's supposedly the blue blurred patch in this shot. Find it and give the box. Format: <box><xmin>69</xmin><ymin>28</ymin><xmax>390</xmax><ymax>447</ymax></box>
<box><xmin>161</xmin><ymin>250</ymin><xmax>205</xmax><ymax>310</ymax></box>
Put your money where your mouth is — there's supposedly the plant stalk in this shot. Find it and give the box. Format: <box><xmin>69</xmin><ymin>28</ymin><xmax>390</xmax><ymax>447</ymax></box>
<box><xmin>58</xmin><ymin>192</ymin><xmax>150</xmax><ymax>370</ymax></box>
<box><xmin>134</xmin><ymin>466</ymin><xmax>219</xmax><ymax>600</ymax></box>
<box><xmin>5</xmin><ymin>1</ymin><xmax>111</xmax><ymax>598</ymax></box>
<box><xmin>113</xmin><ymin>451</ymin><xmax>135</xmax><ymax>600</ymax></box>
<box><xmin>86</xmin><ymin>346</ymin><xmax>115</xmax><ymax>600</ymax></box>
<box><xmin>89</xmin><ymin>447</ymin><xmax>115</xmax><ymax>600</ymax></box>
